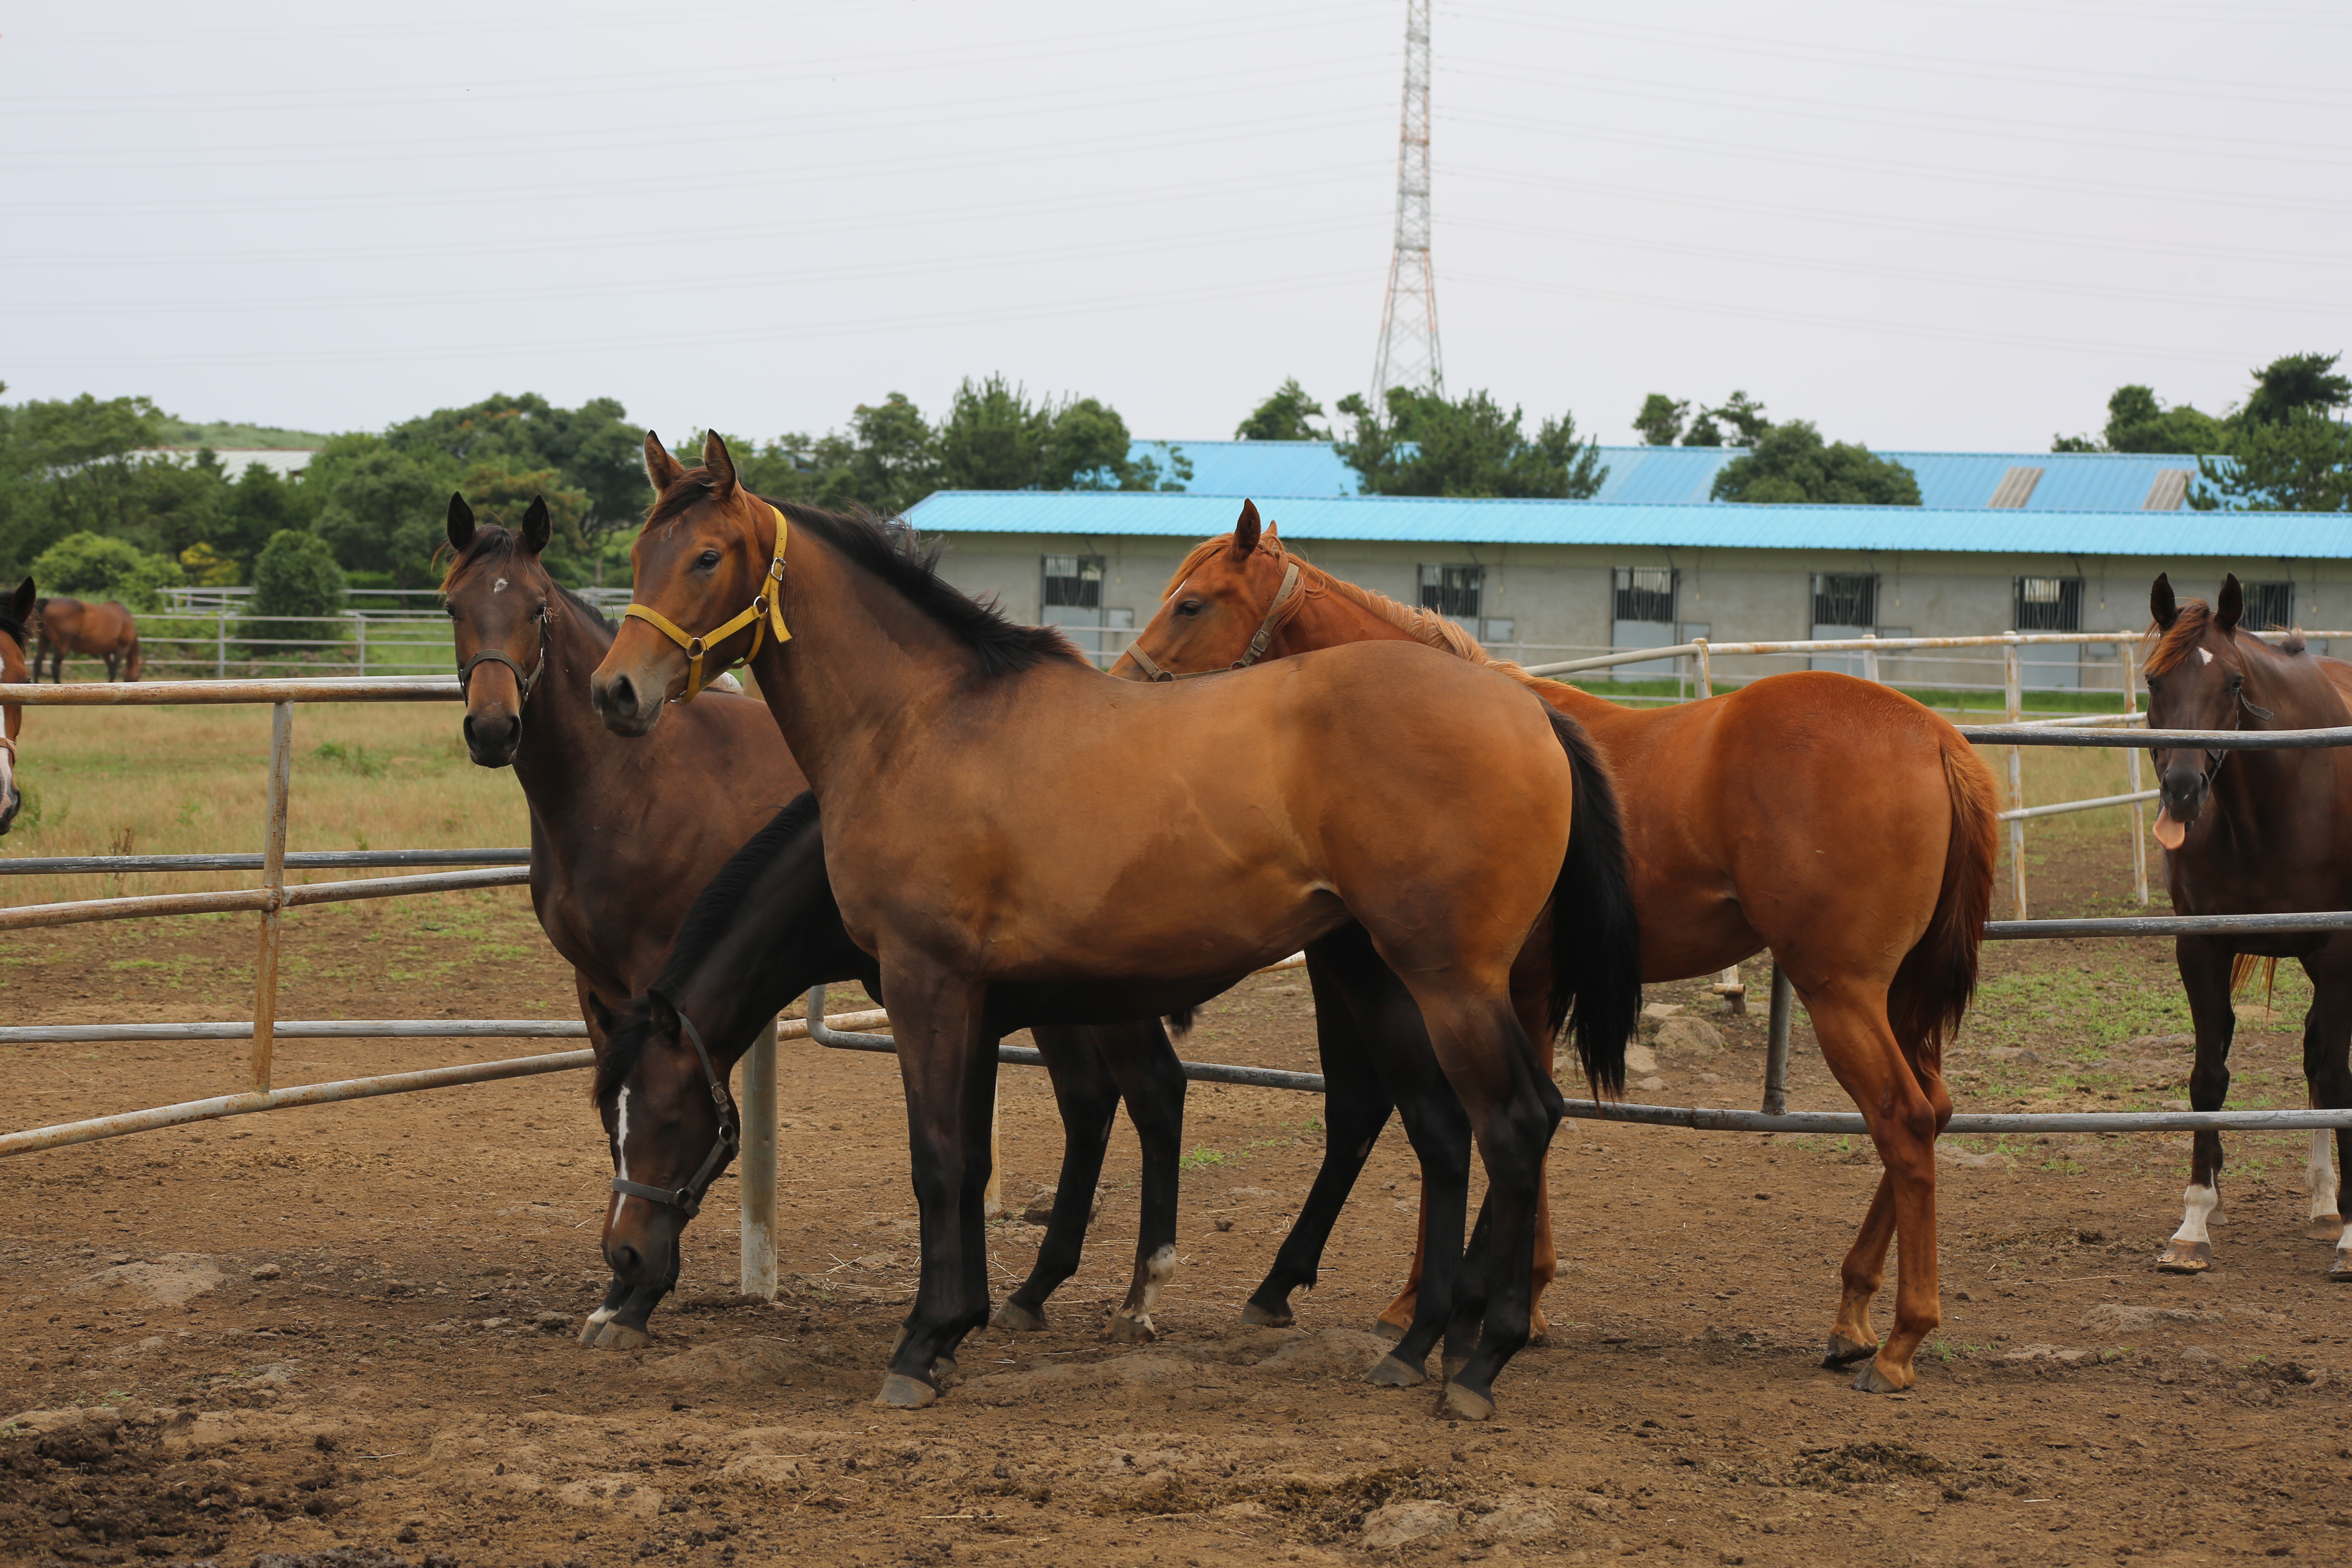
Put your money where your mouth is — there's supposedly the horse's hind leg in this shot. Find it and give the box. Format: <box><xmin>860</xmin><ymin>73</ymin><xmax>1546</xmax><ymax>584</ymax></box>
<box><xmin>1100</xmin><ymin>1019</ymin><xmax>1187</xmax><ymax>1343</ymax></box>
<box><xmin>1250</xmin><ymin>932</ymin><xmax>1399</xmax><ymax>1329</ymax></box>
<box><xmin>2294</xmin><ymin>952</ymin><xmax>2352</xmax><ymax>1278</ymax></box>
<box><xmin>994</xmin><ymin>1025</ymin><xmax>1119</xmax><ymax>1333</ymax></box>
<box><xmin>1808</xmin><ymin>983</ymin><xmax>1945</xmax><ymax>1393</ymax></box>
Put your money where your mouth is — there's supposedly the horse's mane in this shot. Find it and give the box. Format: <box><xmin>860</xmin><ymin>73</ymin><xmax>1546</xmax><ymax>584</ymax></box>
<box><xmin>2144</xmin><ymin>598</ymin><xmax>2307</xmax><ymax>679</ymax></box>
<box><xmin>592</xmin><ymin>792</ymin><xmax>823</xmax><ymax>1105</ymax></box>
<box><xmin>648</xmin><ymin>474</ymin><xmax>1084</xmax><ymax>677</ymax></box>
<box><xmin>437</xmin><ymin>523</ymin><xmax>612</xmax><ymax>634</ymax></box>
<box><xmin>1161</xmin><ymin>532</ymin><xmax>1559</xmax><ymax>693</ymax></box>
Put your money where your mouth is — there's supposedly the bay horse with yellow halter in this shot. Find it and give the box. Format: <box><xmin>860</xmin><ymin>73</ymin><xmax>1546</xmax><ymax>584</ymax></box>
<box><xmin>1</xmin><ymin>577</ymin><xmax>33</xmax><ymax>833</ymax></box>
<box><xmin>591</xmin><ymin>433</ymin><xmax>1641</xmax><ymax>1419</ymax></box>
<box><xmin>1111</xmin><ymin>502</ymin><xmax>1999</xmax><ymax>1395</ymax></box>
<box><xmin>2142</xmin><ymin>573</ymin><xmax>2352</xmax><ymax>1283</ymax></box>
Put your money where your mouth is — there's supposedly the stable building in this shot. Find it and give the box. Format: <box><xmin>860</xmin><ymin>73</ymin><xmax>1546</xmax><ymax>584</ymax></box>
<box><xmin>902</xmin><ymin>444</ymin><xmax>2350</xmax><ymax>693</ymax></box>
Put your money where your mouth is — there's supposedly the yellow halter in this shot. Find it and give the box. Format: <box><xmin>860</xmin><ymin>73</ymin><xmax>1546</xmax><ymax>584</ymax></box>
<box><xmin>622</xmin><ymin>503</ymin><xmax>792</xmax><ymax>702</ymax></box>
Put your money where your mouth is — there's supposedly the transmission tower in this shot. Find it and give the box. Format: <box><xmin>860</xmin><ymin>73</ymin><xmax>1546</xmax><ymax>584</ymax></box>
<box><xmin>1369</xmin><ymin>0</ymin><xmax>1443</xmax><ymax>406</ymax></box>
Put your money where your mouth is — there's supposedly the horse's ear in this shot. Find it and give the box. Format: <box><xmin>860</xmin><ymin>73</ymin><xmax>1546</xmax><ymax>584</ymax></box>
<box><xmin>445</xmin><ymin>492</ymin><xmax>475</xmax><ymax>554</ymax></box>
<box><xmin>1233</xmin><ymin>499</ymin><xmax>1261</xmax><ymax>557</ymax></box>
<box><xmin>9</xmin><ymin>577</ymin><xmax>32</xmax><ymax>625</ymax></box>
<box><xmin>644</xmin><ymin>431</ymin><xmax>686</xmax><ymax>493</ymax></box>
<box><xmin>2216</xmin><ymin>574</ymin><xmax>2243</xmax><ymax>635</ymax></box>
<box><xmin>520</xmin><ymin>495</ymin><xmax>552</xmax><ymax>557</ymax></box>
<box><xmin>702</xmin><ymin>430</ymin><xmax>738</xmax><ymax>503</ymax></box>
<box><xmin>2151</xmin><ymin>573</ymin><xmax>2178</xmax><ymax>631</ymax></box>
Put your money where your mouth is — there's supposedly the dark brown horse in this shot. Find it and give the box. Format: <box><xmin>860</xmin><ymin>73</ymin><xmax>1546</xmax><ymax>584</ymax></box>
<box><xmin>1110</xmin><ymin>504</ymin><xmax>2000</xmax><ymax>1393</ymax></box>
<box><xmin>1</xmin><ymin>577</ymin><xmax>32</xmax><ymax>833</ymax></box>
<box><xmin>2143</xmin><ymin>574</ymin><xmax>2352</xmax><ymax>1281</ymax></box>
<box><xmin>33</xmin><ymin>597</ymin><xmax>140</xmax><ymax>682</ymax></box>
<box><xmin>445</xmin><ymin>493</ymin><xmax>1202</xmax><ymax>1348</ymax></box>
<box><xmin>590</xmin><ymin>433</ymin><xmax>1640</xmax><ymax>1419</ymax></box>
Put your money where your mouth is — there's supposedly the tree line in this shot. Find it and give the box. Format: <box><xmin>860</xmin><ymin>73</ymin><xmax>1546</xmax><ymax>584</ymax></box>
<box><xmin>2053</xmin><ymin>352</ymin><xmax>2352</xmax><ymax>512</ymax></box>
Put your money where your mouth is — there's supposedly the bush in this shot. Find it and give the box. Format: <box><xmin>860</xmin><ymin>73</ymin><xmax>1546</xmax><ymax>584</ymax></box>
<box><xmin>27</xmin><ymin>532</ymin><xmax>185</xmax><ymax>612</ymax></box>
<box><xmin>243</xmin><ymin>530</ymin><xmax>347</xmax><ymax>655</ymax></box>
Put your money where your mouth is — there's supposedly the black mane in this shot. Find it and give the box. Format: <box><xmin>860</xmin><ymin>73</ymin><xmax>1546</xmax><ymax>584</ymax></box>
<box><xmin>592</xmin><ymin>792</ymin><xmax>824</xmax><ymax>1105</ymax></box>
<box><xmin>647</xmin><ymin>477</ymin><xmax>1084</xmax><ymax>677</ymax></box>
<box><xmin>0</xmin><ymin>607</ymin><xmax>26</xmax><ymax>655</ymax></box>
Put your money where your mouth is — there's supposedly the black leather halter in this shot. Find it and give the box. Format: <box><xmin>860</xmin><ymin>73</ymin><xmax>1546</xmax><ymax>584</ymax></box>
<box><xmin>457</xmin><ymin>606</ymin><xmax>548</xmax><ymax>706</ymax></box>
<box><xmin>609</xmin><ymin>1005</ymin><xmax>739</xmax><ymax>1219</ymax></box>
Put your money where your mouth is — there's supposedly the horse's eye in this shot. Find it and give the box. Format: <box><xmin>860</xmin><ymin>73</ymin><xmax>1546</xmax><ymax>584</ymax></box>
<box><xmin>444</xmin><ymin>605</ymin><xmax>457</xmax><ymax>619</ymax></box>
<box><xmin>696</xmin><ymin>550</ymin><xmax>722</xmax><ymax>570</ymax></box>
<box><xmin>1176</xmin><ymin>599</ymin><xmax>1203</xmax><ymax>617</ymax></box>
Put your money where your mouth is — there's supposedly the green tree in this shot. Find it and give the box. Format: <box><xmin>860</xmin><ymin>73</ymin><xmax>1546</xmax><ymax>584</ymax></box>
<box><xmin>1336</xmin><ymin>386</ymin><xmax>1607</xmax><ymax>499</ymax></box>
<box><xmin>1235</xmin><ymin>379</ymin><xmax>1329</xmax><ymax>441</ymax></box>
<box><xmin>1684</xmin><ymin>390</ymin><xmax>1771</xmax><ymax>448</ymax></box>
<box><xmin>1633</xmin><ymin>394</ymin><xmax>1688</xmax><ymax>446</ymax></box>
<box><xmin>308</xmin><ymin>435</ymin><xmax>454</xmax><ymax>587</ymax></box>
<box><xmin>2192</xmin><ymin>416</ymin><xmax>2352</xmax><ymax>512</ymax></box>
<box><xmin>1709</xmin><ymin>421</ymin><xmax>1920</xmax><ymax>505</ymax></box>
<box><xmin>2242</xmin><ymin>352</ymin><xmax>2352</xmax><ymax>427</ymax></box>
<box><xmin>244</xmin><ymin>529</ymin><xmax>347</xmax><ymax>652</ymax></box>
<box><xmin>213</xmin><ymin>461</ymin><xmax>313</xmax><ymax>571</ymax></box>
<box><xmin>28</xmin><ymin>532</ymin><xmax>184</xmax><ymax>611</ymax></box>
<box><xmin>935</xmin><ymin>376</ymin><xmax>1185</xmax><ymax>492</ymax></box>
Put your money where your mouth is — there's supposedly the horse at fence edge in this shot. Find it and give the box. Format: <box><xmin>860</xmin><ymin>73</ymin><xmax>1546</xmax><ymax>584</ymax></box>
<box><xmin>2143</xmin><ymin>573</ymin><xmax>2352</xmax><ymax>1282</ymax></box>
<box><xmin>1110</xmin><ymin>501</ymin><xmax>2001</xmax><ymax>1395</ymax></box>
<box><xmin>1</xmin><ymin>577</ymin><xmax>32</xmax><ymax>833</ymax></box>
<box><xmin>32</xmin><ymin>596</ymin><xmax>141</xmax><ymax>682</ymax></box>
<box><xmin>589</xmin><ymin>432</ymin><xmax>1643</xmax><ymax>1420</ymax></box>
<box><xmin>439</xmin><ymin>491</ymin><xmax>1198</xmax><ymax>1352</ymax></box>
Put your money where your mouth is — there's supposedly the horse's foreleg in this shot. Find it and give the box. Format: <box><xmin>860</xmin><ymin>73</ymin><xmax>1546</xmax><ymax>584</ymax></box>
<box><xmin>996</xmin><ymin>1025</ymin><xmax>1119</xmax><ymax>1333</ymax></box>
<box><xmin>2160</xmin><ymin>940</ymin><xmax>2237</xmax><ymax>1273</ymax></box>
<box><xmin>1101</xmin><ymin>1020</ymin><xmax>1187</xmax><ymax>1344</ymax></box>
<box><xmin>2295</xmin><ymin>958</ymin><xmax>2352</xmax><ymax>1278</ymax></box>
<box><xmin>878</xmin><ymin>969</ymin><xmax>993</xmax><ymax>1408</ymax></box>
<box><xmin>1826</xmin><ymin>1174</ymin><xmax>1897</xmax><ymax>1368</ymax></box>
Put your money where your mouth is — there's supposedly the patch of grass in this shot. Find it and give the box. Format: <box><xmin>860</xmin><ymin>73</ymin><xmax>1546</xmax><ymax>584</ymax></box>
<box><xmin>1178</xmin><ymin>1147</ymin><xmax>1230</xmax><ymax>1171</ymax></box>
<box><xmin>310</xmin><ymin>739</ymin><xmax>387</xmax><ymax>777</ymax></box>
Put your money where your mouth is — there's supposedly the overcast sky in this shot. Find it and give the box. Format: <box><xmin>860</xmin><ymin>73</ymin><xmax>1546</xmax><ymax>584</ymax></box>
<box><xmin>3</xmin><ymin>1</ymin><xmax>2345</xmax><ymax>452</ymax></box>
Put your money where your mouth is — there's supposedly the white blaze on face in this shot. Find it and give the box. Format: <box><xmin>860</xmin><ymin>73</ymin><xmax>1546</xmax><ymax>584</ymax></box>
<box><xmin>609</xmin><ymin>1086</ymin><xmax>634</xmax><ymax>1220</ymax></box>
<box><xmin>2198</xmin><ymin>648</ymin><xmax>2214</xmax><ymax>665</ymax></box>
<box><xmin>2172</xmin><ymin>1181</ymin><xmax>2221</xmax><ymax>1245</ymax></box>
<box><xmin>494</xmin><ymin>577</ymin><xmax>509</xmax><ymax>593</ymax></box>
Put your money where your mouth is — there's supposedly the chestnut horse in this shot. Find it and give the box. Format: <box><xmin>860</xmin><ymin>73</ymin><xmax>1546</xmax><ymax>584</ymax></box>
<box><xmin>2143</xmin><ymin>574</ymin><xmax>2352</xmax><ymax>1282</ymax></box>
<box><xmin>446</xmin><ymin>492</ymin><xmax>1205</xmax><ymax>1349</ymax></box>
<box><xmin>1110</xmin><ymin>504</ymin><xmax>1999</xmax><ymax>1394</ymax></box>
<box><xmin>590</xmin><ymin>434</ymin><xmax>1640</xmax><ymax>1418</ymax></box>
<box><xmin>1</xmin><ymin>577</ymin><xmax>32</xmax><ymax>833</ymax></box>
<box><xmin>33</xmin><ymin>597</ymin><xmax>140</xmax><ymax>682</ymax></box>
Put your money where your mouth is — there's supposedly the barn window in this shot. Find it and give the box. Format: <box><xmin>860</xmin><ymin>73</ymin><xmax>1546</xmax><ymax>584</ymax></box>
<box><xmin>1811</xmin><ymin>573</ymin><xmax>1878</xmax><ymax>631</ymax></box>
<box><xmin>1041</xmin><ymin>555</ymin><xmax>1104</xmax><ymax>615</ymax></box>
<box><xmin>2013</xmin><ymin>576</ymin><xmax>2084</xmax><ymax>632</ymax></box>
<box><xmin>1612</xmin><ymin>568</ymin><xmax>1675</xmax><ymax>626</ymax></box>
<box><xmin>1418</xmin><ymin>564</ymin><xmax>1484</xmax><ymax>621</ymax></box>
<box><xmin>2245</xmin><ymin>581</ymin><xmax>2295</xmax><ymax>631</ymax></box>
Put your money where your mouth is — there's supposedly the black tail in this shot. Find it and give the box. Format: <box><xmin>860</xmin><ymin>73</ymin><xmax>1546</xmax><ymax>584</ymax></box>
<box><xmin>1543</xmin><ymin>708</ymin><xmax>1642</xmax><ymax>1098</ymax></box>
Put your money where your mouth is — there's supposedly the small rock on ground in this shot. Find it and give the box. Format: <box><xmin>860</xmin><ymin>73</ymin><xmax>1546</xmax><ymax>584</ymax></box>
<box><xmin>1362</xmin><ymin>1498</ymin><xmax>1459</xmax><ymax>1549</ymax></box>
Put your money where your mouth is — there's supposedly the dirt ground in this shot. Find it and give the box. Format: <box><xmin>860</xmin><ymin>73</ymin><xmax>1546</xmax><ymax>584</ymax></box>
<box><xmin>4</xmin><ymin>813</ymin><xmax>2352</xmax><ymax>1568</ymax></box>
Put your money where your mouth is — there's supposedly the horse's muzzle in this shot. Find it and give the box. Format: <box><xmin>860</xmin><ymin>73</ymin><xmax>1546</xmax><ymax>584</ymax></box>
<box><xmin>590</xmin><ymin>670</ymin><xmax>665</xmax><ymax>737</ymax></box>
<box><xmin>462</xmin><ymin>708</ymin><xmax>521</xmax><ymax>768</ymax></box>
<box><xmin>2157</xmin><ymin>762</ymin><xmax>2211</xmax><ymax>828</ymax></box>
<box><xmin>0</xmin><ymin>784</ymin><xmax>18</xmax><ymax>835</ymax></box>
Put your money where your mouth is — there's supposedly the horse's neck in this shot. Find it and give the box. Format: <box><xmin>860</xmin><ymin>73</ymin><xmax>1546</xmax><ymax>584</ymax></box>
<box><xmin>2208</xmin><ymin>650</ymin><xmax>2352</xmax><ymax>857</ymax></box>
<box><xmin>510</xmin><ymin>604</ymin><xmax>623</xmax><ymax>823</ymax></box>
<box><xmin>748</xmin><ymin>539</ymin><xmax>983</xmax><ymax>792</ymax></box>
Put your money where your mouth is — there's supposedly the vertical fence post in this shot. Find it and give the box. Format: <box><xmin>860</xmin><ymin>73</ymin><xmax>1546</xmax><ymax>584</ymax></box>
<box><xmin>737</xmin><ymin>1017</ymin><xmax>778</xmax><ymax>1299</ymax></box>
<box><xmin>215</xmin><ymin>612</ymin><xmax>228</xmax><ymax>681</ymax></box>
<box><xmin>1762</xmin><ymin>963</ymin><xmax>1793</xmax><ymax>1116</ymax></box>
<box><xmin>250</xmin><ymin>702</ymin><xmax>293</xmax><ymax>1093</ymax></box>
<box><xmin>1693</xmin><ymin>638</ymin><xmax>1712</xmax><ymax>699</ymax></box>
<box><xmin>2004</xmin><ymin>636</ymin><xmax>2028</xmax><ymax>920</ymax></box>
<box><xmin>354</xmin><ymin>613</ymin><xmax>368</xmax><ymax>678</ymax></box>
<box><xmin>1861</xmin><ymin>631</ymin><xmax>1879</xmax><ymax>684</ymax></box>
<box><xmin>2123</xmin><ymin>639</ymin><xmax>2149</xmax><ymax>906</ymax></box>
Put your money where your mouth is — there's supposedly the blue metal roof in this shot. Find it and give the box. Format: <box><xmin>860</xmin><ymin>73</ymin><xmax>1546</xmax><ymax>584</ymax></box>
<box><xmin>1133</xmin><ymin>439</ymin><xmax>2207</xmax><ymax>512</ymax></box>
<box><xmin>906</xmin><ymin>489</ymin><xmax>2350</xmax><ymax>559</ymax></box>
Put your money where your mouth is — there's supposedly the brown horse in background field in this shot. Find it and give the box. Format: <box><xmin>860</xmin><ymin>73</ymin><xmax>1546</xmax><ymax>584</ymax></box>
<box><xmin>1111</xmin><ymin>503</ymin><xmax>1998</xmax><ymax>1394</ymax></box>
<box><xmin>2143</xmin><ymin>573</ymin><xmax>2352</xmax><ymax>1283</ymax></box>
<box><xmin>1</xmin><ymin>577</ymin><xmax>32</xmax><ymax>833</ymax></box>
<box><xmin>590</xmin><ymin>434</ymin><xmax>1641</xmax><ymax>1419</ymax></box>
<box><xmin>33</xmin><ymin>597</ymin><xmax>141</xmax><ymax>682</ymax></box>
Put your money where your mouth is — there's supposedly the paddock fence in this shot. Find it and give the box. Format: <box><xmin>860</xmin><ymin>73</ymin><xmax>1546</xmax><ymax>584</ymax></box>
<box><xmin>4</xmin><ymin>677</ymin><xmax>2349</xmax><ymax>1308</ymax></box>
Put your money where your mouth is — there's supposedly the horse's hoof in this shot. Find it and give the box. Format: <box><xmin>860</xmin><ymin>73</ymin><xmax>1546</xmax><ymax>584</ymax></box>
<box><xmin>2328</xmin><ymin>1254</ymin><xmax>2352</xmax><ymax>1283</ymax></box>
<box><xmin>2155</xmin><ymin>1240</ymin><xmax>2213</xmax><ymax>1274</ymax></box>
<box><xmin>1821</xmin><ymin>1334</ymin><xmax>1875</xmax><ymax>1369</ymax></box>
<box><xmin>933</xmin><ymin>1356</ymin><xmax>958</xmax><ymax>1381</ymax></box>
<box><xmin>1437</xmin><ymin>1382</ymin><xmax>1496</xmax><ymax>1422</ymax></box>
<box><xmin>1240</xmin><ymin>1301</ymin><xmax>1293</xmax><ymax>1329</ymax></box>
<box><xmin>1525</xmin><ymin>1330</ymin><xmax>1550</xmax><ymax>1349</ymax></box>
<box><xmin>1370</xmin><ymin>1317</ymin><xmax>1407</xmax><ymax>1343</ymax></box>
<box><xmin>1442</xmin><ymin>1354</ymin><xmax>1469</xmax><ymax>1381</ymax></box>
<box><xmin>1365</xmin><ymin>1353</ymin><xmax>1428</xmax><ymax>1388</ymax></box>
<box><xmin>1107</xmin><ymin>1314</ymin><xmax>1156</xmax><ymax>1345</ymax></box>
<box><xmin>992</xmin><ymin>1301</ymin><xmax>1048</xmax><ymax>1333</ymax></box>
<box><xmin>2306</xmin><ymin>1214</ymin><xmax>2345</xmax><ymax>1243</ymax></box>
<box><xmin>1851</xmin><ymin>1357</ymin><xmax>1911</xmax><ymax>1394</ymax></box>
<box><xmin>578</xmin><ymin>1313</ymin><xmax>614</xmax><ymax>1347</ymax></box>
<box><xmin>594</xmin><ymin>1322</ymin><xmax>653</xmax><ymax>1352</ymax></box>
<box><xmin>876</xmin><ymin>1374</ymin><xmax>937</xmax><ymax>1409</ymax></box>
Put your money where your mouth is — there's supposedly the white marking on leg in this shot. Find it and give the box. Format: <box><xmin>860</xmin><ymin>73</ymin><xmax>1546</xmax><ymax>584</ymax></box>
<box><xmin>586</xmin><ymin>1305</ymin><xmax>617</xmax><ymax>1327</ymax></box>
<box><xmin>2307</xmin><ymin>1130</ymin><xmax>2342</xmax><ymax>1226</ymax></box>
<box><xmin>1116</xmin><ymin>1244</ymin><xmax>1179</xmax><ymax>1331</ymax></box>
<box><xmin>2172</xmin><ymin>1182</ymin><xmax>2219</xmax><ymax>1245</ymax></box>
